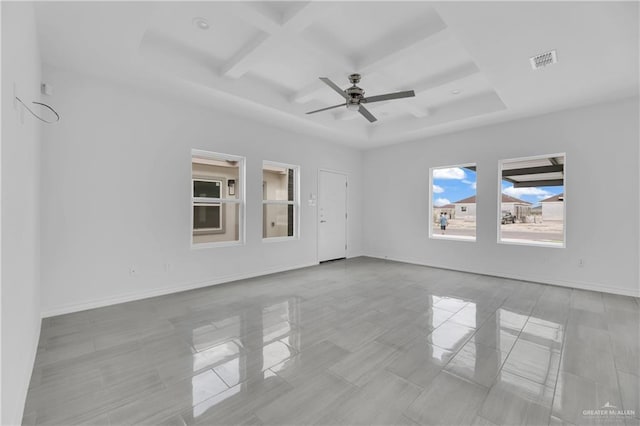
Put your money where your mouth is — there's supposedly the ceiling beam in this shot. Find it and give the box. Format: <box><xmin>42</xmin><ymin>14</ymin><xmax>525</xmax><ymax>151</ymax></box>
<box><xmin>229</xmin><ymin>2</ymin><xmax>281</xmax><ymax>34</ymax></box>
<box><xmin>219</xmin><ymin>32</ymin><xmax>272</xmax><ymax>78</ymax></box>
<box><xmin>502</xmin><ymin>165</ymin><xmax>564</xmax><ymax>177</ymax></box>
<box><xmin>514</xmin><ymin>179</ymin><xmax>564</xmax><ymax>188</ymax></box>
<box><xmin>221</xmin><ymin>2</ymin><xmax>336</xmax><ymax>79</ymax></box>
<box><xmin>357</xmin><ymin>15</ymin><xmax>448</xmax><ymax>73</ymax></box>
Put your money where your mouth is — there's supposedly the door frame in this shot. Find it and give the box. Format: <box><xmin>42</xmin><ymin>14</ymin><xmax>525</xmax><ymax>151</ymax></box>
<box><xmin>317</xmin><ymin>168</ymin><xmax>349</xmax><ymax>263</ymax></box>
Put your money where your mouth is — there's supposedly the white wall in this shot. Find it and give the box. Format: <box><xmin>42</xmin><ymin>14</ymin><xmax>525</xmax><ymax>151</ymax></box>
<box><xmin>364</xmin><ymin>97</ymin><xmax>639</xmax><ymax>297</ymax></box>
<box><xmin>39</xmin><ymin>66</ymin><xmax>363</xmax><ymax>316</ymax></box>
<box><xmin>1</xmin><ymin>3</ymin><xmax>43</xmax><ymax>424</ymax></box>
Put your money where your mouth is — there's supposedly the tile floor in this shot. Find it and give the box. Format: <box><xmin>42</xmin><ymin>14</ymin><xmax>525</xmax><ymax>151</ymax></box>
<box><xmin>23</xmin><ymin>257</ymin><xmax>640</xmax><ymax>425</ymax></box>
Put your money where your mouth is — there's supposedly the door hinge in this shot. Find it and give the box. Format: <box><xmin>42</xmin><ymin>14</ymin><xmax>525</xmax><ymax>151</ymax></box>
<box><xmin>345</xmin><ymin>244</ymin><xmax>347</xmax><ymax>250</ymax></box>
<box><xmin>345</xmin><ymin>213</ymin><xmax>348</xmax><ymax>219</ymax></box>
<box><xmin>345</xmin><ymin>182</ymin><xmax>348</xmax><ymax>187</ymax></box>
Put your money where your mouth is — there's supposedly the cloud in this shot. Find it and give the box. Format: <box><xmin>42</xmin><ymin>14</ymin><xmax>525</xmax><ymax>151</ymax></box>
<box><xmin>433</xmin><ymin>184</ymin><xmax>444</xmax><ymax>194</ymax></box>
<box><xmin>503</xmin><ymin>186</ymin><xmax>551</xmax><ymax>198</ymax></box>
<box><xmin>462</xmin><ymin>179</ymin><xmax>477</xmax><ymax>190</ymax></box>
<box><xmin>434</xmin><ymin>198</ymin><xmax>451</xmax><ymax>207</ymax></box>
<box><xmin>433</xmin><ymin>167</ymin><xmax>465</xmax><ymax>180</ymax></box>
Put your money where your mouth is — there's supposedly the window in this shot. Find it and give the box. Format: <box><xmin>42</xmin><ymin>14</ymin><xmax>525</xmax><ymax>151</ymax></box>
<box><xmin>192</xmin><ymin>150</ymin><xmax>245</xmax><ymax>247</ymax></box>
<box><xmin>499</xmin><ymin>153</ymin><xmax>565</xmax><ymax>247</ymax></box>
<box><xmin>430</xmin><ymin>164</ymin><xmax>477</xmax><ymax>241</ymax></box>
<box><xmin>263</xmin><ymin>161</ymin><xmax>299</xmax><ymax>240</ymax></box>
<box><xmin>193</xmin><ymin>179</ymin><xmax>223</xmax><ymax>232</ymax></box>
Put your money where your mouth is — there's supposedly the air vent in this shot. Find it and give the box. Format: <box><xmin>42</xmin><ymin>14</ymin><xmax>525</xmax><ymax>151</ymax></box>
<box><xmin>530</xmin><ymin>50</ymin><xmax>557</xmax><ymax>70</ymax></box>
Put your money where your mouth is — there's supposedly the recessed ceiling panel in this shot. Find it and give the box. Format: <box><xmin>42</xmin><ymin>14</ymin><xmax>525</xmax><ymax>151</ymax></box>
<box><xmin>249</xmin><ymin>1</ymin><xmax>310</xmax><ymax>22</ymax></box>
<box><xmin>247</xmin><ymin>39</ymin><xmax>332</xmax><ymax>93</ymax></box>
<box><xmin>415</xmin><ymin>73</ymin><xmax>497</xmax><ymax>109</ymax></box>
<box><xmin>145</xmin><ymin>3</ymin><xmax>263</xmax><ymax>63</ymax></box>
<box><xmin>380</xmin><ymin>37</ymin><xmax>474</xmax><ymax>89</ymax></box>
<box><xmin>33</xmin><ymin>1</ymin><xmax>638</xmax><ymax>149</ymax></box>
<box><xmin>306</xmin><ymin>2</ymin><xmax>436</xmax><ymax>55</ymax></box>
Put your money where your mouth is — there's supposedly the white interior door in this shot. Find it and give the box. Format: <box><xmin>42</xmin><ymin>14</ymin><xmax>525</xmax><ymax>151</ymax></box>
<box><xmin>318</xmin><ymin>170</ymin><xmax>347</xmax><ymax>262</ymax></box>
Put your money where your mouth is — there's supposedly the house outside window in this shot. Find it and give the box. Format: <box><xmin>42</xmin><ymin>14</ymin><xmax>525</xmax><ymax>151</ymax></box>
<box><xmin>193</xmin><ymin>179</ymin><xmax>224</xmax><ymax>233</ymax></box>
<box><xmin>430</xmin><ymin>164</ymin><xmax>477</xmax><ymax>241</ymax></box>
<box><xmin>499</xmin><ymin>153</ymin><xmax>565</xmax><ymax>247</ymax></box>
<box><xmin>263</xmin><ymin>161</ymin><xmax>299</xmax><ymax>240</ymax></box>
<box><xmin>192</xmin><ymin>149</ymin><xmax>245</xmax><ymax>247</ymax></box>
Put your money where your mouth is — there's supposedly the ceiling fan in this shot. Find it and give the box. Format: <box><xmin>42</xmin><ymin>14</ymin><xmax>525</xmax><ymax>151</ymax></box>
<box><xmin>306</xmin><ymin>73</ymin><xmax>416</xmax><ymax>123</ymax></box>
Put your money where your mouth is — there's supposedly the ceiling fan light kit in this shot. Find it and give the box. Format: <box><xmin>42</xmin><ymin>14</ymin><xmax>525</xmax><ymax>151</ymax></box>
<box><xmin>306</xmin><ymin>73</ymin><xmax>416</xmax><ymax>123</ymax></box>
<box><xmin>346</xmin><ymin>101</ymin><xmax>360</xmax><ymax>111</ymax></box>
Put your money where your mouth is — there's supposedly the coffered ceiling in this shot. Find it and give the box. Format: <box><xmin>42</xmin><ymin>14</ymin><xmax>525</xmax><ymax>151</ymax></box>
<box><xmin>34</xmin><ymin>1</ymin><xmax>638</xmax><ymax>148</ymax></box>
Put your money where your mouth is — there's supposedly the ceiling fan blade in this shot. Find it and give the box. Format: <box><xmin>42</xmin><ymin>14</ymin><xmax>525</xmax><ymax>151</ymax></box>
<box><xmin>319</xmin><ymin>77</ymin><xmax>349</xmax><ymax>100</ymax></box>
<box><xmin>306</xmin><ymin>103</ymin><xmax>345</xmax><ymax>114</ymax></box>
<box><xmin>363</xmin><ymin>90</ymin><xmax>415</xmax><ymax>104</ymax></box>
<box><xmin>358</xmin><ymin>105</ymin><xmax>377</xmax><ymax>123</ymax></box>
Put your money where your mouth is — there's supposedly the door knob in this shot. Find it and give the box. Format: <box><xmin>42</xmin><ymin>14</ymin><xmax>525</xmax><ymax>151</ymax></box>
<box><xmin>320</xmin><ymin>220</ymin><xmax>327</xmax><ymax>223</ymax></box>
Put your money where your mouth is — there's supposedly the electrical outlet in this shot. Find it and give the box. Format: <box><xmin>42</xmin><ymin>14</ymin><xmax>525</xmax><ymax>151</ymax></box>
<box><xmin>578</xmin><ymin>259</ymin><xmax>584</xmax><ymax>268</ymax></box>
<box><xmin>129</xmin><ymin>267</ymin><xmax>136</xmax><ymax>276</ymax></box>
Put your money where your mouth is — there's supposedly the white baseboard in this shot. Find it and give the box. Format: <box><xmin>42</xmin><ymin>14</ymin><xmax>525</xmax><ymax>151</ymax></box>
<box><xmin>41</xmin><ymin>254</ymin><xmax>637</xmax><ymax>318</ymax></box>
<box><xmin>365</xmin><ymin>254</ymin><xmax>640</xmax><ymax>298</ymax></box>
<box><xmin>41</xmin><ymin>262</ymin><xmax>318</xmax><ymax>318</ymax></box>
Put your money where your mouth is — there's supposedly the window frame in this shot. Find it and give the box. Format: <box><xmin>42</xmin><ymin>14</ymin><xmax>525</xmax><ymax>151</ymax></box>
<box><xmin>191</xmin><ymin>149</ymin><xmax>246</xmax><ymax>249</ymax></box>
<box><xmin>429</xmin><ymin>163</ymin><xmax>478</xmax><ymax>242</ymax></box>
<box><xmin>497</xmin><ymin>152</ymin><xmax>566</xmax><ymax>249</ymax></box>
<box><xmin>192</xmin><ymin>178</ymin><xmax>224</xmax><ymax>234</ymax></box>
<box><xmin>262</xmin><ymin>160</ymin><xmax>300</xmax><ymax>242</ymax></box>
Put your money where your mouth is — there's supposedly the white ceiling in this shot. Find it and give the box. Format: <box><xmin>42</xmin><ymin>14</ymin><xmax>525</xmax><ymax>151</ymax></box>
<box><xmin>34</xmin><ymin>1</ymin><xmax>639</xmax><ymax>149</ymax></box>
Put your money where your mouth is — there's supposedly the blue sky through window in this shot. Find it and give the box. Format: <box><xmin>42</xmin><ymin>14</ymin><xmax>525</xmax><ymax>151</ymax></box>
<box><xmin>432</xmin><ymin>166</ymin><xmax>563</xmax><ymax>207</ymax></box>
<box><xmin>432</xmin><ymin>167</ymin><xmax>477</xmax><ymax>207</ymax></box>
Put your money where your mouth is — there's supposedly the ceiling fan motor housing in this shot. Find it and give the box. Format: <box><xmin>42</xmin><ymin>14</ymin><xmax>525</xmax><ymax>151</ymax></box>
<box><xmin>346</xmin><ymin>85</ymin><xmax>364</xmax><ymax>102</ymax></box>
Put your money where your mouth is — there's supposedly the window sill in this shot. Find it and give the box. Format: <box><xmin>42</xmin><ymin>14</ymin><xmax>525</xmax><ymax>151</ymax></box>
<box><xmin>498</xmin><ymin>238</ymin><xmax>565</xmax><ymax>249</ymax></box>
<box><xmin>191</xmin><ymin>241</ymin><xmax>244</xmax><ymax>250</ymax></box>
<box><xmin>430</xmin><ymin>234</ymin><xmax>476</xmax><ymax>242</ymax></box>
<box><xmin>262</xmin><ymin>236</ymin><xmax>298</xmax><ymax>243</ymax></box>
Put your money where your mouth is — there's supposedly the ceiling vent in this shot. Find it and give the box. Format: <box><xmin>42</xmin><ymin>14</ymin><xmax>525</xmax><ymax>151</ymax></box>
<box><xmin>529</xmin><ymin>50</ymin><xmax>557</xmax><ymax>70</ymax></box>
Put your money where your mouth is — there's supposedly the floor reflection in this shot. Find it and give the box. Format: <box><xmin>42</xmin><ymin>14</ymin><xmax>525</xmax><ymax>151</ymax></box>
<box><xmin>182</xmin><ymin>286</ymin><xmax>569</xmax><ymax>423</ymax></box>
<box><xmin>25</xmin><ymin>258</ymin><xmax>636</xmax><ymax>426</ymax></box>
<box><xmin>189</xmin><ymin>297</ymin><xmax>300</xmax><ymax>420</ymax></box>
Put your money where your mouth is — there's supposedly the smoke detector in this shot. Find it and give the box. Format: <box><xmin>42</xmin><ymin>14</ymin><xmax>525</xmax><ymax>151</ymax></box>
<box><xmin>530</xmin><ymin>50</ymin><xmax>557</xmax><ymax>70</ymax></box>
